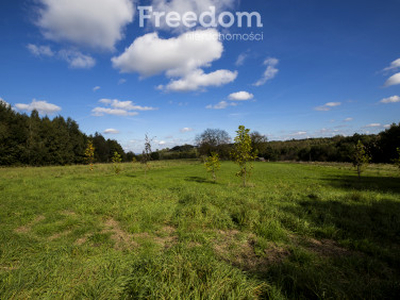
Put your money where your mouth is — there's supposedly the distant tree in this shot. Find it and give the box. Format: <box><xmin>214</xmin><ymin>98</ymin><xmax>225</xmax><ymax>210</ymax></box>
<box><xmin>204</xmin><ymin>152</ymin><xmax>221</xmax><ymax>182</ymax></box>
<box><xmin>85</xmin><ymin>141</ymin><xmax>95</xmax><ymax>171</ymax></box>
<box><xmin>195</xmin><ymin>128</ymin><xmax>231</xmax><ymax>158</ymax></box>
<box><xmin>353</xmin><ymin>140</ymin><xmax>371</xmax><ymax>179</ymax></box>
<box><xmin>112</xmin><ymin>151</ymin><xmax>122</xmax><ymax>175</ymax></box>
<box><xmin>141</xmin><ymin>134</ymin><xmax>153</xmax><ymax>176</ymax></box>
<box><xmin>250</xmin><ymin>131</ymin><xmax>268</xmax><ymax>156</ymax></box>
<box><xmin>231</xmin><ymin>126</ymin><xmax>257</xmax><ymax>187</ymax></box>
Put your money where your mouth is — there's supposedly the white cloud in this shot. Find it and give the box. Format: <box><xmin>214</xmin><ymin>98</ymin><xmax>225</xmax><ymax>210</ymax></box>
<box><xmin>365</xmin><ymin>123</ymin><xmax>381</xmax><ymax>128</ymax></box>
<box><xmin>206</xmin><ymin>100</ymin><xmax>237</xmax><ymax>110</ymax></box>
<box><xmin>163</xmin><ymin>69</ymin><xmax>238</xmax><ymax>92</ymax></box>
<box><xmin>144</xmin><ymin>0</ymin><xmax>236</xmax><ymax>32</ymax></box>
<box><xmin>314</xmin><ymin>102</ymin><xmax>341</xmax><ymax>111</ymax></box>
<box><xmin>104</xmin><ymin>128</ymin><xmax>120</xmax><ymax>134</ymax></box>
<box><xmin>92</xmin><ymin>107</ymin><xmax>139</xmax><ymax>117</ymax></box>
<box><xmin>384</xmin><ymin>124</ymin><xmax>391</xmax><ymax>129</ymax></box>
<box><xmin>36</xmin><ymin>0</ymin><xmax>134</xmax><ymax>51</ymax></box>
<box><xmin>112</xmin><ymin>29</ymin><xmax>237</xmax><ymax>92</ymax></box>
<box><xmin>118</xmin><ymin>79</ymin><xmax>127</xmax><ymax>85</ymax></box>
<box><xmin>27</xmin><ymin>44</ymin><xmax>54</xmax><ymax>57</ymax></box>
<box><xmin>180</xmin><ymin>127</ymin><xmax>193</xmax><ymax>133</ymax></box>
<box><xmin>383</xmin><ymin>58</ymin><xmax>400</xmax><ymax>72</ymax></box>
<box><xmin>93</xmin><ymin>86</ymin><xmax>101</xmax><ymax>92</ymax></box>
<box><xmin>344</xmin><ymin>117</ymin><xmax>353</xmax><ymax>122</ymax></box>
<box><xmin>235</xmin><ymin>53</ymin><xmax>248</xmax><ymax>66</ymax></box>
<box><xmin>228</xmin><ymin>91</ymin><xmax>254</xmax><ymax>101</ymax></box>
<box><xmin>291</xmin><ymin>131</ymin><xmax>307</xmax><ymax>136</ymax></box>
<box><xmin>380</xmin><ymin>95</ymin><xmax>400</xmax><ymax>104</ymax></box>
<box><xmin>58</xmin><ymin>50</ymin><xmax>95</xmax><ymax>69</ymax></box>
<box><xmin>112</xmin><ymin>29</ymin><xmax>222</xmax><ymax>76</ymax></box>
<box><xmin>93</xmin><ymin>99</ymin><xmax>158</xmax><ymax>117</ymax></box>
<box><xmin>253</xmin><ymin>57</ymin><xmax>279</xmax><ymax>86</ymax></box>
<box><xmin>384</xmin><ymin>72</ymin><xmax>400</xmax><ymax>87</ymax></box>
<box><xmin>15</xmin><ymin>99</ymin><xmax>61</xmax><ymax>115</ymax></box>
<box><xmin>99</xmin><ymin>99</ymin><xmax>158</xmax><ymax>111</ymax></box>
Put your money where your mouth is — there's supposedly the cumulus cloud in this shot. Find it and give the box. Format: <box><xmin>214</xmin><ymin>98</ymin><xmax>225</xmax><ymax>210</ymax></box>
<box><xmin>27</xmin><ymin>44</ymin><xmax>54</xmax><ymax>57</ymax></box>
<box><xmin>163</xmin><ymin>69</ymin><xmax>238</xmax><ymax>92</ymax></box>
<box><xmin>58</xmin><ymin>50</ymin><xmax>95</xmax><ymax>69</ymax></box>
<box><xmin>380</xmin><ymin>95</ymin><xmax>400</xmax><ymax>104</ymax></box>
<box><xmin>15</xmin><ymin>99</ymin><xmax>61</xmax><ymax>115</ymax></box>
<box><xmin>180</xmin><ymin>127</ymin><xmax>193</xmax><ymax>133</ymax></box>
<box><xmin>253</xmin><ymin>57</ymin><xmax>279</xmax><ymax>86</ymax></box>
<box><xmin>93</xmin><ymin>99</ymin><xmax>157</xmax><ymax>117</ymax></box>
<box><xmin>112</xmin><ymin>29</ymin><xmax>222</xmax><ymax>76</ymax></box>
<box><xmin>143</xmin><ymin>0</ymin><xmax>236</xmax><ymax>32</ymax></box>
<box><xmin>314</xmin><ymin>102</ymin><xmax>341</xmax><ymax>111</ymax></box>
<box><xmin>206</xmin><ymin>100</ymin><xmax>237</xmax><ymax>110</ymax></box>
<box><xmin>384</xmin><ymin>73</ymin><xmax>400</xmax><ymax>87</ymax></box>
<box><xmin>104</xmin><ymin>128</ymin><xmax>120</xmax><ymax>134</ymax></box>
<box><xmin>112</xmin><ymin>29</ymin><xmax>237</xmax><ymax>92</ymax></box>
<box><xmin>383</xmin><ymin>58</ymin><xmax>400</xmax><ymax>72</ymax></box>
<box><xmin>36</xmin><ymin>0</ymin><xmax>135</xmax><ymax>51</ymax></box>
<box><xmin>228</xmin><ymin>91</ymin><xmax>254</xmax><ymax>101</ymax></box>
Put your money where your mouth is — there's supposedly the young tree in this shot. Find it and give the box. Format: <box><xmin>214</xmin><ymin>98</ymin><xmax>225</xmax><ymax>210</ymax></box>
<box><xmin>141</xmin><ymin>134</ymin><xmax>153</xmax><ymax>176</ymax></box>
<box><xmin>204</xmin><ymin>152</ymin><xmax>221</xmax><ymax>182</ymax></box>
<box><xmin>112</xmin><ymin>151</ymin><xmax>122</xmax><ymax>175</ymax></box>
<box><xmin>84</xmin><ymin>141</ymin><xmax>95</xmax><ymax>171</ymax></box>
<box><xmin>231</xmin><ymin>125</ymin><xmax>257</xmax><ymax>187</ymax></box>
<box><xmin>394</xmin><ymin>147</ymin><xmax>400</xmax><ymax>169</ymax></box>
<box><xmin>353</xmin><ymin>140</ymin><xmax>371</xmax><ymax>179</ymax></box>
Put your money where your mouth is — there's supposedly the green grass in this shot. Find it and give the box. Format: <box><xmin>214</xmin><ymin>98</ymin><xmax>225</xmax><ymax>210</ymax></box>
<box><xmin>1</xmin><ymin>160</ymin><xmax>399</xmax><ymax>299</ymax></box>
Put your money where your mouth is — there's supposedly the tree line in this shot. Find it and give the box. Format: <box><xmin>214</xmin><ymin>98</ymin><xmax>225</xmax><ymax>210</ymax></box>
<box><xmin>0</xmin><ymin>102</ymin><xmax>129</xmax><ymax>166</ymax></box>
<box><xmin>1</xmin><ymin>101</ymin><xmax>399</xmax><ymax>166</ymax></box>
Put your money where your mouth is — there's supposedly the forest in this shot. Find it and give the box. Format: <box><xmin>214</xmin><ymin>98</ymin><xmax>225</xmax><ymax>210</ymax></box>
<box><xmin>1</xmin><ymin>101</ymin><xmax>399</xmax><ymax>166</ymax></box>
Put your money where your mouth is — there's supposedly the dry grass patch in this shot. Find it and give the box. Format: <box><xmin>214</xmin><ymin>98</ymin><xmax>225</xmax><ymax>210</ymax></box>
<box><xmin>102</xmin><ymin>218</ymin><xmax>138</xmax><ymax>250</ymax></box>
<box><xmin>14</xmin><ymin>215</ymin><xmax>45</xmax><ymax>234</ymax></box>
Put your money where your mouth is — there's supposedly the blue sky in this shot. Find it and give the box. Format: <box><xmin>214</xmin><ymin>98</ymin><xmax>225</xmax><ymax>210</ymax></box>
<box><xmin>1</xmin><ymin>0</ymin><xmax>399</xmax><ymax>153</ymax></box>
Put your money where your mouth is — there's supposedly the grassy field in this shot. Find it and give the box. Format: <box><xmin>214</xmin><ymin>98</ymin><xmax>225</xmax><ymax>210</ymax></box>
<box><xmin>1</xmin><ymin>160</ymin><xmax>399</xmax><ymax>299</ymax></box>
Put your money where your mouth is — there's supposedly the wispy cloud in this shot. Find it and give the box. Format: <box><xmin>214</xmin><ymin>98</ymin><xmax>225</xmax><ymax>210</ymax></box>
<box><xmin>253</xmin><ymin>57</ymin><xmax>279</xmax><ymax>86</ymax></box>
<box><xmin>314</xmin><ymin>102</ymin><xmax>341</xmax><ymax>111</ymax></box>
<box><xmin>93</xmin><ymin>86</ymin><xmax>101</xmax><ymax>92</ymax></box>
<box><xmin>344</xmin><ymin>117</ymin><xmax>353</xmax><ymax>122</ymax></box>
<box><xmin>206</xmin><ymin>101</ymin><xmax>237</xmax><ymax>110</ymax></box>
<box><xmin>383</xmin><ymin>58</ymin><xmax>400</xmax><ymax>72</ymax></box>
<box><xmin>27</xmin><ymin>44</ymin><xmax>54</xmax><ymax>57</ymax></box>
<box><xmin>235</xmin><ymin>53</ymin><xmax>248</xmax><ymax>66</ymax></box>
<box><xmin>180</xmin><ymin>127</ymin><xmax>193</xmax><ymax>133</ymax></box>
<box><xmin>58</xmin><ymin>50</ymin><xmax>95</xmax><ymax>69</ymax></box>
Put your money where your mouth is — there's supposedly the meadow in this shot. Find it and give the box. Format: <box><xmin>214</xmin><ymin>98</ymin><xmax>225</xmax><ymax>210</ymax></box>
<box><xmin>0</xmin><ymin>160</ymin><xmax>399</xmax><ymax>299</ymax></box>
